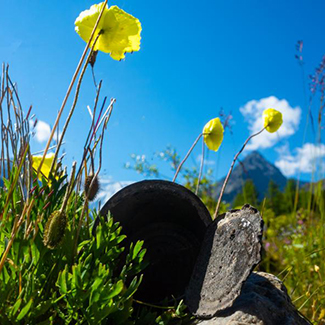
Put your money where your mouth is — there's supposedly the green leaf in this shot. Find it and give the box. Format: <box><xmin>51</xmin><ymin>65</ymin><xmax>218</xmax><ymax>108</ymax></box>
<box><xmin>2</xmin><ymin>177</ymin><xmax>11</xmax><ymax>190</ymax></box>
<box><xmin>83</xmin><ymin>252</ymin><xmax>93</xmax><ymax>267</ymax></box>
<box><xmin>116</xmin><ymin>234</ymin><xmax>127</xmax><ymax>244</ymax></box>
<box><xmin>30</xmin><ymin>242</ymin><xmax>40</xmax><ymax>265</ymax></box>
<box><xmin>78</xmin><ymin>240</ymin><xmax>91</xmax><ymax>252</ymax></box>
<box><xmin>17</xmin><ymin>298</ymin><xmax>33</xmax><ymax>321</ymax></box>
<box><xmin>96</xmin><ymin>227</ymin><xmax>102</xmax><ymax>250</ymax></box>
<box><xmin>9</xmin><ymin>298</ymin><xmax>22</xmax><ymax>317</ymax></box>
<box><xmin>1</xmin><ymin>264</ymin><xmax>10</xmax><ymax>284</ymax></box>
<box><xmin>72</xmin><ymin>264</ymin><xmax>81</xmax><ymax>290</ymax></box>
<box><xmin>33</xmin><ymin>299</ymin><xmax>52</xmax><ymax>318</ymax></box>
<box><xmin>123</xmin><ymin>275</ymin><xmax>143</xmax><ymax>300</ymax></box>
<box><xmin>132</xmin><ymin>241</ymin><xmax>144</xmax><ymax>260</ymax></box>
<box><xmin>95</xmin><ymin>301</ymin><xmax>115</xmax><ymax>323</ymax></box>
<box><xmin>137</xmin><ymin>248</ymin><xmax>146</xmax><ymax>262</ymax></box>
<box><xmin>90</xmin><ymin>277</ymin><xmax>104</xmax><ymax>304</ymax></box>
<box><xmin>57</xmin><ymin>266</ymin><xmax>68</xmax><ymax>294</ymax></box>
<box><xmin>175</xmin><ymin>300</ymin><xmax>186</xmax><ymax>316</ymax></box>
<box><xmin>105</xmin><ymin>280</ymin><xmax>124</xmax><ymax>300</ymax></box>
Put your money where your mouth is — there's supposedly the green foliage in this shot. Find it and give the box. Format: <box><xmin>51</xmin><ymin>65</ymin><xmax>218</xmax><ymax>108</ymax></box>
<box><xmin>283</xmin><ymin>179</ymin><xmax>297</xmax><ymax>213</ymax></box>
<box><xmin>133</xmin><ymin>300</ymin><xmax>194</xmax><ymax>325</ymax></box>
<box><xmin>0</xmin><ymin>69</ymin><xmax>194</xmax><ymax>325</ymax></box>
<box><xmin>125</xmin><ymin>154</ymin><xmax>159</xmax><ymax>178</ymax></box>
<box><xmin>233</xmin><ymin>179</ymin><xmax>258</xmax><ymax>208</ymax></box>
<box><xmin>54</xmin><ymin>216</ymin><xmax>145</xmax><ymax>325</ymax></box>
<box><xmin>266</xmin><ymin>180</ymin><xmax>284</xmax><ymax>215</ymax></box>
<box><xmin>260</xmin><ymin>181</ymin><xmax>325</xmax><ymax>323</ymax></box>
<box><xmin>230</xmin><ymin>178</ymin><xmax>325</xmax><ymax>322</ymax></box>
<box><xmin>182</xmin><ymin>167</ymin><xmax>229</xmax><ymax>215</ymax></box>
<box><xmin>0</xmin><ymin>170</ymin><xmax>147</xmax><ymax>324</ymax></box>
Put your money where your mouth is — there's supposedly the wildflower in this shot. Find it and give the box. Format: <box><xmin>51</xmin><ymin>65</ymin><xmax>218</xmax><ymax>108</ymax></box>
<box><xmin>32</xmin><ymin>153</ymin><xmax>56</xmax><ymax>181</ymax></box>
<box><xmin>263</xmin><ymin>108</ymin><xmax>283</xmax><ymax>133</ymax></box>
<box><xmin>319</xmin><ymin>309</ymin><xmax>325</xmax><ymax>321</ymax></box>
<box><xmin>314</xmin><ymin>265</ymin><xmax>320</xmax><ymax>273</ymax></box>
<box><xmin>203</xmin><ymin>118</ymin><xmax>224</xmax><ymax>151</ymax></box>
<box><xmin>173</xmin><ymin>117</ymin><xmax>223</xmax><ymax>184</ymax></box>
<box><xmin>75</xmin><ymin>3</ymin><xmax>142</xmax><ymax>61</ymax></box>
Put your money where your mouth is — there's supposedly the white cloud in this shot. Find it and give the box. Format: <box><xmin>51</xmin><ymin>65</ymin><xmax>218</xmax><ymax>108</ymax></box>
<box><xmin>30</xmin><ymin>120</ymin><xmax>62</xmax><ymax>143</ymax></box>
<box><xmin>275</xmin><ymin>143</ymin><xmax>325</xmax><ymax>177</ymax></box>
<box><xmin>96</xmin><ymin>177</ymin><xmax>133</xmax><ymax>204</ymax></box>
<box><xmin>34</xmin><ymin>120</ymin><xmax>51</xmax><ymax>143</ymax></box>
<box><xmin>53</xmin><ymin>130</ymin><xmax>62</xmax><ymax>143</ymax></box>
<box><xmin>240</xmin><ymin>96</ymin><xmax>301</xmax><ymax>150</ymax></box>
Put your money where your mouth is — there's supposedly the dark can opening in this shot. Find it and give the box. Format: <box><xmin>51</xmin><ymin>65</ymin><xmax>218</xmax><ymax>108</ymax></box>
<box><xmin>94</xmin><ymin>180</ymin><xmax>212</xmax><ymax>303</ymax></box>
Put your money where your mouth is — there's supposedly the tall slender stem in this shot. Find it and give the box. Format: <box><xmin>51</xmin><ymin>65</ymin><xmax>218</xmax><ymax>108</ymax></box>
<box><xmin>36</xmin><ymin>0</ymin><xmax>108</xmax><ymax>179</ymax></box>
<box><xmin>214</xmin><ymin>127</ymin><xmax>265</xmax><ymax>219</ymax></box>
<box><xmin>196</xmin><ymin>137</ymin><xmax>205</xmax><ymax>195</ymax></box>
<box><xmin>50</xmin><ymin>32</ymin><xmax>101</xmax><ymax>174</ymax></box>
<box><xmin>73</xmin><ymin>115</ymin><xmax>107</xmax><ymax>259</ymax></box>
<box><xmin>173</xmin><ymin>133</ymin><xmax>202</xmax><ymax>183</ymax></box>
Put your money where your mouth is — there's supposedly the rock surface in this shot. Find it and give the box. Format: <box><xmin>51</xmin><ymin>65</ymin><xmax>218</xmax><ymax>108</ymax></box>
<box><xmin>186</xmin><ymin>205</ymin><xmax>264</xmax><ymax>318</ymax></box>
<box><xmin>195</xmin><ymin>272</ymin><xmax>311</xmax><ymax>325</ymax></box>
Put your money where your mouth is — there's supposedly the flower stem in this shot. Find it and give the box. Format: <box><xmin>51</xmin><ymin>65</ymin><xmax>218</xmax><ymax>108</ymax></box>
<box><xmin>195</xmin><ymin>137</ymin><xmax>205</xmax><ymax>195</ymax></box>
<box><xmin>35</xmin><ymin>0</ymin><xmax>108</xmax><ymax>180</ymax></box>
<box><xmin>214</xmin><ymin>127</ymin><xmax>265</xmax><ymax>219</ymax></box>
<box><xmin>50</xmin><ymin>32</ymin><xmax>101</xmax><ymax>174</ymax></box>
<box><xmin>173</xmin><ymin>133</ymin><xmax>202</xmax><ymax>183</ymax></box>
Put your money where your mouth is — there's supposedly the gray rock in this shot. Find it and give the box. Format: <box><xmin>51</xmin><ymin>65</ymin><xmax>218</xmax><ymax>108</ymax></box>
<box><xmin>195</xmin><ymin>272</ymin><xmax>311</xmax><ymax>325</ymax></box>
<box><xmin>186</xmin><ymin>205</ymin><xmax>263</xmax><ymax>318</ymax></box>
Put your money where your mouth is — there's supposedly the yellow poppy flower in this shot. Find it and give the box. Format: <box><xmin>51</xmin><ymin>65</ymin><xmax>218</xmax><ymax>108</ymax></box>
<box><xmin>75</xmin><ymin>3</ymin><xmax>142</xmax><ymax>61</ymax></box>
<box><xmin>32</xmin><ymin>153</ymin><xmax>55</xmax><ymax>181</ymax></box>
<box><xmin>203</xmin><ymin>118</ymin><xmax>224</xmax><ymax>151</ymax></box>
<box><xmin>263</xmin><ymin>108</ymin><xmax>283</xmax><ymax>133</ymax></box>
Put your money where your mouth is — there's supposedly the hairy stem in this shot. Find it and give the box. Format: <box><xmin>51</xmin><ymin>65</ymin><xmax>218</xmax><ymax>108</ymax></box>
<box><xmin>36</xmin><ymin>0</ymin><xmax>108</xmax><ymax>179</ymax></box>
<box><xmin>214</xmin><ymin>127</ymin><xmax>265</xmax><ymax>218</ymax></box>
<box><xmin>173</xmin><ymin>133</ymin><xmax>203</xmax><ymax>183</ymax></box>
<box><xmin>195</xmin><ymin>137</ymin><xmax>205</xmax><ymax>195</ymax></box>
<box><xmin>50</xmin><ymin>32</ymin><xmax>102</xmax><ymax>174</ymax></box>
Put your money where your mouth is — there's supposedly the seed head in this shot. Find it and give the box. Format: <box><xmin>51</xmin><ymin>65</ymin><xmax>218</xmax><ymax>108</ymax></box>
<box><xmin>84</xmin><ymin>174</ymin><xmax>99</xmax><ymax>201</ymax></box>
<box><xmin>43</xmin><ymin>211</ymin><xmax>67</xmax><ymax>249</ymax></box>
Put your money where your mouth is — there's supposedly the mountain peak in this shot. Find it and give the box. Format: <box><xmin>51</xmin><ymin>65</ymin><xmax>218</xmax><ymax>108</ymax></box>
<box><xmin>217</xmin><ymin>151</ymin><xmax>287</xmax><ymax>202</ymax></box>
<box><xmin>244</xmin><ymin>151</ymin><xmax>266</xmax><ymax>161</ymax></box>
<box><xmin>243</xmin><ymin>151</ymin><xmax>275</xmax><ymax>166</ymax></box>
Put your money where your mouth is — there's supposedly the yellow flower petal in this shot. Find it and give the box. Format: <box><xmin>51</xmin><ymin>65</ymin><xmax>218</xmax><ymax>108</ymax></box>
<box><xmin>32</xmin><ymin>153</ymin><xmax>55</xmax><ymax>181</ymax></box>
<box><xmin>75</xmin><ymin>3</ymin><xmax>142</xmax><ymax>60</ymax></box>
<box><xmin>319</xmin><ymin>309</ymin><xmax>325</xmax><ymax>321</ymax></box>
<box><xmin>203</xmin><ymin>118</ymin><xmax>224</xmax><ymax>151</ymax></box>
<box><xmin>263</xmin><ymin>108</ymin><xmax>283</xmax><ymax>133</ymax></box>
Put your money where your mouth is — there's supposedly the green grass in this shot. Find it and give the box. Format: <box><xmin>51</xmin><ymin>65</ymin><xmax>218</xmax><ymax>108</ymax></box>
<box><xmin>260</xmin><ymin>183</ymin><xmax>325</xmax><ymax>323</ymax></box>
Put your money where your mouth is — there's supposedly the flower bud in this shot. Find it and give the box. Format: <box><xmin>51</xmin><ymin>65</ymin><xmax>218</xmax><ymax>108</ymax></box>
<box><xmin>84</xmin><ymin>174</ymin><xmax>99</xmax><ymax>201</ymax></box>
<box><xmin>43</xmin><ymin>211</ymin><xmax>67</xmax><ymax>249</ymax></box>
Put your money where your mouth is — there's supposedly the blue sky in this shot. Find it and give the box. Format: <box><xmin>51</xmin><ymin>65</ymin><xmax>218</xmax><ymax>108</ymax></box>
<box><xmin>1</xmin><ymin>0</ymin><xmax>325</xmax><ymax>187</ymax></box>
